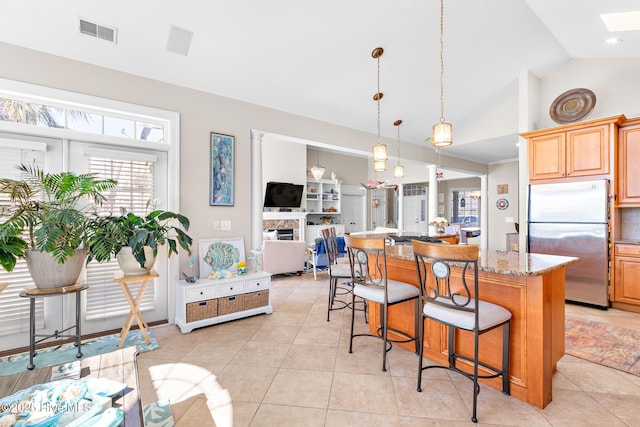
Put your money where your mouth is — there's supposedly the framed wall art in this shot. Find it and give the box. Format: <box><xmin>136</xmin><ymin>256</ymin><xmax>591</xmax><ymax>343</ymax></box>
<box><xmin>210</xmin><ymin>132</ymin><xmax>234</xmax><ymax>206</ymax></box>
<box><xmin>199</xmin><ymin>237</ymin><xmax>245</xmax><ymax>277</ymax></box>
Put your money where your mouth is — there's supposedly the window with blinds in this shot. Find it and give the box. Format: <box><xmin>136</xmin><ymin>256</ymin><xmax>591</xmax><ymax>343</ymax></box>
<box><xmin>85</xmin><ymin>156</ymin><xmax>156</xmax><ymax>320</ymax></box>
<box><xmin>0</xmin><ymin>145</ymin><xmax>45</xmax><ymax>335</ymax></box>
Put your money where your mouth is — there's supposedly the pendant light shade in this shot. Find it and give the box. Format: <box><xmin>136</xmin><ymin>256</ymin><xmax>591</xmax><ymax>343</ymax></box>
<box><xmin>371</xmin><ymin>47</ymin><xmax>387</xmax><ymax>171</ymax></box>
<box><xmin>310</xmin><ymin>165</ymin><xmax>325</xmax><ymax>180</ymax></box>
<box><xmin>373</xmin><ymin>141</ymin><xmax>387</xmax><ymax>161</ymax></box>
<box><xmin>310</xmin><ymin>149</ymin><xmax>325</xmax><ymax>180</ymax></box>
<box><xmin>432</xmin><ymin>122</ymin><xmax>453</xmax><ymax>147</ymax></box>
<box><xmin>431</xmin><ymin>0</ymin><xmax>453</xmax><ymax>148</ymax></box>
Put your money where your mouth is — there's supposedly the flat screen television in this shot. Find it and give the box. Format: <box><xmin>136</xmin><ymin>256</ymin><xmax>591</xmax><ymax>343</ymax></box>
<box><xmin>263</xmin><ymin>181</ymin><xmax>304</xmax><ymax>208</ymax></box>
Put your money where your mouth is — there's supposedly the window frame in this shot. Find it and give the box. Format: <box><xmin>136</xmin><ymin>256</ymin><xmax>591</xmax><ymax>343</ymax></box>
<box><xmin>0</xmin><ymin>77</ymin><xmax>181</xmax><ymax>349</ymax></box>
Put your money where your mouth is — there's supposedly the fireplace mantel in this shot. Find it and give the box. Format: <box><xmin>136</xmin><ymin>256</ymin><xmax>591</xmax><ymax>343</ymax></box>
<box><xmin>263</xmin><ymin>211</ymin><xmax>308</xmax><ymax>241</ymax></box>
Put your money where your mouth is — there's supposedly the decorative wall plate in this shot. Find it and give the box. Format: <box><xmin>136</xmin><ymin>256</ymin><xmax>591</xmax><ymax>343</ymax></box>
<box><xmin>549</xmin><ymin>88</ymin><xmax>596</xmax><ymax>124</ymax></box>
<box><xmin>496</xmin><ymin>198</ymin><xmax>509</xmax><ymax>210</ymax></box>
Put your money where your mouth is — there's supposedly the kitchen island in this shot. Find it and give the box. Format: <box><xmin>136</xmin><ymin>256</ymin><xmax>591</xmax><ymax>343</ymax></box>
<box><xmin>365</xmin><ymin>243</ymin><xmax>578</xmax><ymax>409</ymax></box>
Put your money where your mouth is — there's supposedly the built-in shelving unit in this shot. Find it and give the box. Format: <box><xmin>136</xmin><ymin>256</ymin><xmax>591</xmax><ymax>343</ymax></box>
<box><xmin>306</xmin><ymin>178</ymin><xmax>341</xmax><ymax>217</ymax></box>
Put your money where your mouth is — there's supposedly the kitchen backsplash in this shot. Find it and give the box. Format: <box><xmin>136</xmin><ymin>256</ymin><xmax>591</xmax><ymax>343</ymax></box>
<box><xmin>620</xmin><ymin>208</ymin><xmax>640</xmax><ymax>241</ymax></box>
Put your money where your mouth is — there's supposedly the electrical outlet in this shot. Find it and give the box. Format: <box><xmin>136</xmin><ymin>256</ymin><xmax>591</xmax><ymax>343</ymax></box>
<box><xmin>506</xmin><ymin>217</ymin><xmax>514</xmax><ymax>223</ymax></box>
<box><xmin>221</xmin><ymin>219</ymin><xmax>232</xmax><ymax>231</ymax></box>
<box><xmin>213</xmin><ymin>221</ymin><xmax>221</xmax><ymax>231</ymax></box>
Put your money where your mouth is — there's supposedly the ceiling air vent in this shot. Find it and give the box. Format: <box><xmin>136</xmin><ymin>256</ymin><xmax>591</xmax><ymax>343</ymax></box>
<box><xmin>78</xmin><ymin>18</ymin><xmax>117</xmax><ymax>43</ymax></box>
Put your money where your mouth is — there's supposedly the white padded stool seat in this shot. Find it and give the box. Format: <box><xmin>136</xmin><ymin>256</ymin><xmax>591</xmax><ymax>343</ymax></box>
<box><xmin>355</xmin><ymin>279</ymin><xmax>420</xmax><ymax>305</ymax></box>
<box><xmin>424</xmin><ymin>297</ymin><xmax>512</xmax><ymax>331</ymax></box>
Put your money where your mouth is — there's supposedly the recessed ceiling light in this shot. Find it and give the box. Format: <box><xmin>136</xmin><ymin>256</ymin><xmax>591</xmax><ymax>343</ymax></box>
<box><xmin>600</xmin><ymin>10</ymin><xmax>640</xmax><ymax>32</ymax></box>
<box><xmin>606</xmin><ymin>37</ymin><xmax>623</xmax><ymax>45</ymax></box>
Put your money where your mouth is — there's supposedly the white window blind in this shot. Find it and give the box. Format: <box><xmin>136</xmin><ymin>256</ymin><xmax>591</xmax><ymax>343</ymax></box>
<box><xmin>85</xmin><ymin>156</ymin><xmax>156</xmax><ymax>320</ymax></box>
<box><xmin>0</xmin><ymin>146</ymin><xmax>45</xmax><ymax>335</ymax></box>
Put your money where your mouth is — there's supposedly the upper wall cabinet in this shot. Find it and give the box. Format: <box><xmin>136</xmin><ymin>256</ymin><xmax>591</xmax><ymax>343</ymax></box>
<box><xmin>522</xmin><ymin>115</ymin><xmax>625</xmax><ymax>182</ymax></box>
<box><xmin>617</xmin><ymin>118</ymin><xmax>640</xmax><ymax>206</ymax></box>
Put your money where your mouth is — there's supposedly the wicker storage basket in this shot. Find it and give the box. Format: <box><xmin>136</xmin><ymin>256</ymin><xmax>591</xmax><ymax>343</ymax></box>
<box><xmin>244</xmin><ymin>290</ymin><xmax>269</xmax><ymax>310</ymax></box>
<box><xmin>218</xmin><ymin>294</ymin><xmax>245</xmax><ymax>315</ymax></box>
<box><xmin>186</xmin><ymin>298</ymin><xmax>218</xmax><ymax>322</ymax></box>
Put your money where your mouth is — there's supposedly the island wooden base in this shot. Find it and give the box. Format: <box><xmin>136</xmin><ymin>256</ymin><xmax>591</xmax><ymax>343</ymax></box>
<box><xmin>370</xmin><ymin>256</ymin><xmax>566</xmax><ymax>409</ymax></box>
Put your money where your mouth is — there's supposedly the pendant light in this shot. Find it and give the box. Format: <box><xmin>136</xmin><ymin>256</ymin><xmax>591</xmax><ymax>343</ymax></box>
<box><xmin>393</xmin><ymin>119</ymin><xmax>404</xmax><ymax>178</ymax></box>
<box><xmin>431</xmin><ymin>0</ymin><xmax>453</xmax><ymax>147</ymax></box>
<box><xmin>310</xmin><ymin>148</ymin><xmax>325</xmax><ymax>180</ymax></box>
<box><xmin>372</xmin><ymin>47</ymin><xmax>387</xmax><ymax>171</ymax></box>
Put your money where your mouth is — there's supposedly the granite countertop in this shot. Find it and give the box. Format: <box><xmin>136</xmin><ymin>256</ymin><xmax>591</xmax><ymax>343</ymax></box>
<box><xmin>348</xmin><ymin>232</ymin><xmax>459</xmax><ymax>240</ymax></box>
<box><xmin>385</xmin><ymin>244</ymin><xmax>579</xmax><ymax>277</ymax></box>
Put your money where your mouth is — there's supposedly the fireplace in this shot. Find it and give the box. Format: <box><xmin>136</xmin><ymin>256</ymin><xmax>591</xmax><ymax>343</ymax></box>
<box><xmin>263</xmin><ymin>212</ymin><xmax>307</xmax><ymax>241</ymax></box>
<box><xmin>277</xmin><ymin>229</ymin><xmax>294</xmax><ymax>240</ymax></box>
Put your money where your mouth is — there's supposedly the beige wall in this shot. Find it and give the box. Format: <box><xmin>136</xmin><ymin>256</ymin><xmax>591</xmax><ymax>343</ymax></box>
<box><xmin>488</xmin><ymin>161</ymin><xmax>520</xmax><ymax>251</ymax></box>
<box><xmin>306</xmin><ymin>147</ymin><xmax>368</xmax><ymax>186</ymax></box>
<box><xmin>262</xmin><ymin>137</ymin><xmax>307</xmax><ymax>195</ymax></box>
<box><xmin>0</xmin><ymin>41</ymin><xmax>485</xmax><ymax>276</ymax></box>
<box><xmin>537</xmin><ymin>58</ymin><xmax>640</xmax><ymax>130</ymax></box>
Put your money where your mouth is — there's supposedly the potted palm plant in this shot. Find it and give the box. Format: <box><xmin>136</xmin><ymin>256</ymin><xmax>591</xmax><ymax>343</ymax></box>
<box><xmin>86</xmin><ymin>209</ymin><xmax>193</xmax><ymax>275</ymax></box>
<box><xmin>0</xmin><ymin>164</ymin><xmax>117</xmax><ymax>288</ymax></box>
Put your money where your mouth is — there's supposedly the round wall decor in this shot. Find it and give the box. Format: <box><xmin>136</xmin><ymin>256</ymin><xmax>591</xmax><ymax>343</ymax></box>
<box><xmin>496</xmin><ymin>198</ymin><xmax>509</xmax><ymax>210</ymax></box>
<box><xmin>549</xmin><ymin>88</ymin><xmax>596</xmax><ymax>124</ymax></box>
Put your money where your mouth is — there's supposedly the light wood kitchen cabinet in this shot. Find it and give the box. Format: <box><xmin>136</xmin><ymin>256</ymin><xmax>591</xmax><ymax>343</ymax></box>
<box><xmin>613</xmin><ymin>244</ymin><xmax>640</xmax><ymax>307</ymax></box>
<box><xmin>522</xmin><ymin>115</ymin><xmax>625</xmax><ymax>182</ymax></box>
<box><xmin>617</xmin><ymin>119</ymin><xmax>640</xmax><ymax>206</ymax></box>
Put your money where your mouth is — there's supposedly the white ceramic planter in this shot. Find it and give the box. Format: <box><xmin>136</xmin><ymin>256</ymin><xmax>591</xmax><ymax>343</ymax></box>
<box><xmin>116</xmin><ymin>246</ymin><xmax>156</xmax><ymax>275</ymax></box>
<box><xmin>25</xmin><ymin>249</ymin><xmax>86</xmax><ymax>289</ymax></box>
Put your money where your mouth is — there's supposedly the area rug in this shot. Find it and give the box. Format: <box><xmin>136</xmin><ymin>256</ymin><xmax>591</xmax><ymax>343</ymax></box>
<box><xmin>565</xmin><ymin>316</ymin><xmax>640</xmax><ymax>376</ymax></box>
<box><xmin>143</xmin><ymin>399</ymin><xmax>175</xmax><ymax>427</ymax></box>
<box><xmin>0</xmin><ymin>329</ymin><xmax>159</xmax><ymax>376</ymax></box>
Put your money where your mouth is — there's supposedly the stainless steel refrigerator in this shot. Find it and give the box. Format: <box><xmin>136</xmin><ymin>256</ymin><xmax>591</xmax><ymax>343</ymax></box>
<box><xmin>527</xmin><ymin>179</ymin><xmax>609</xmax><ymax>308</ymax></box>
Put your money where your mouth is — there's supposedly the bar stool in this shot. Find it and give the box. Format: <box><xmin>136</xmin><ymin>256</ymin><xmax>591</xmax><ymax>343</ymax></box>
<box><xmin>344</xmin><ymin>234</ymin><xmax>420</xmax><ymax>372</ymax></box>
<box><xmin>321</xmin><ymin>227</ymin><xmax>353</xmax><ymax>321</ymax></box>
<box><xmin>412</xmin><ymin>240</ymin><xmax>511</xmax><ymax>423</ymax></box>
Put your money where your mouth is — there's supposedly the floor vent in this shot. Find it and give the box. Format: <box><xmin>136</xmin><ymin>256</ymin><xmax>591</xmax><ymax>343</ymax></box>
<box><xmin>78</xmin><ymin>18</ymin><xmax>117</xmax><ymax>44</ymax></box>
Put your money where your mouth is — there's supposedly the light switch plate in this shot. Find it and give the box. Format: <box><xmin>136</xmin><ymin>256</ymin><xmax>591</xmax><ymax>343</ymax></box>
<box><xmin>221</xmin><ymin>219</ymin><xmax>232</xmax><ymax>231</ymax></box>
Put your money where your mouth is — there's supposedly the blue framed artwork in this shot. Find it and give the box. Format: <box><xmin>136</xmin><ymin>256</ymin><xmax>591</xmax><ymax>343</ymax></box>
<box><xmin>210</xmin><ymin>132</ymin><xmax>234</xmax><ymax>205</ymax></box>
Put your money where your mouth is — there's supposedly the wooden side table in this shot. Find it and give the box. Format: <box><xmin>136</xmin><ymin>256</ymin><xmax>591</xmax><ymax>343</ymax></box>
<box><xmin>113</xmin><ymin>270</ymin><xmax>158</xmax><ymax>349</ymax></box>
<box><xmin>305</xmin><ymin>246</ymin><xmax>319</xmax><ymax>280</ymax></box>
<box><xmin>19</xmin><ymin>283</ymin><xmax>87</xmax><ymax>370</ymax></box>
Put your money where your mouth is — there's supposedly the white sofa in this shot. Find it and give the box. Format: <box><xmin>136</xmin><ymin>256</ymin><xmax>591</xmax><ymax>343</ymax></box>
<box><xmin>261</xmin><ymin>237</ymin><xmax>307</xmax><ymax>276</ymax></box>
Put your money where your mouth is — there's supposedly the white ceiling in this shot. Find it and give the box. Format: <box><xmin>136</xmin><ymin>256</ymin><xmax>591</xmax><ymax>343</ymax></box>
<box><xmin>1</xmin><ymin>0</ymin><xmax>639</xmax><ymax>165</ymax></box>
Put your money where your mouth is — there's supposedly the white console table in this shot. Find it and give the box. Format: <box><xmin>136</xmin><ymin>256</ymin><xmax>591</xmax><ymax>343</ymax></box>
<box><xmin>175</xmin><ymin>271</ymin><xmax>272</xmax><ymax>333</ymax></box>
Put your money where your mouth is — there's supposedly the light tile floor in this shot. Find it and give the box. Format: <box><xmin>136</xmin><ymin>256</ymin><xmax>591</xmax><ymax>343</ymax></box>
<box><xmin>137</xmin><ymin>272</ymin><xmax>640</xmax><ymax>426</ymax></box>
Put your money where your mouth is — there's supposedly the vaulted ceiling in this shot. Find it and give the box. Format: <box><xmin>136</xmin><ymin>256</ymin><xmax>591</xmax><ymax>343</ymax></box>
<box><xmin>1</xmin><ymin>0</ymin><xmax>639</xmax><ymax>164</ymax></box>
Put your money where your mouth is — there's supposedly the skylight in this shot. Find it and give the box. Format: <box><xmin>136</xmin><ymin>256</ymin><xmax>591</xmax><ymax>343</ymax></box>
<box><xmin>600</xmin><ymin>10</ymin><xmax>640</xmax><ymax>32</ymax></box>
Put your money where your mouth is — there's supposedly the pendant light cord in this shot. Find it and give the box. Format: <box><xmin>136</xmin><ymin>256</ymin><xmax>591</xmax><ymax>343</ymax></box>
<box><xmin>439</xmin><ymin>0</ymin><xmax>445</xmax><ymax>124</ymax></box>
<box><xmin>377</xmin><ymin>54</ymin><xmax>381</xmax><ymax>143</ymax></box>
<box><xmin>396</xmin><ymin>122</ymin><xmax>401</xmax><ymax>163</ymax></box>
